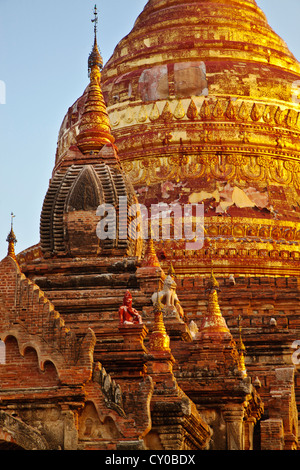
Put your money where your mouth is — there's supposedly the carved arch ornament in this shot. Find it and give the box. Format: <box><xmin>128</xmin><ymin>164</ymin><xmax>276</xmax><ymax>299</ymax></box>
<box><xmin>66</xmin><ymin>165</ymin><xmax>104</xmax><ymax>211</ymax></box>
<box><xmin>0</xmin><ymin>331</ymin><xmax>60</xmax><ymax>376</ymax></box>
<box><xmin>40</xmin><ymin>162</ymin><xmax>141</xmax><ymax>256</ymax></box>
<box><xmin>0</xmin><ymin>410</ymin><xmax>48</xmax><ymax>450</ymax></box>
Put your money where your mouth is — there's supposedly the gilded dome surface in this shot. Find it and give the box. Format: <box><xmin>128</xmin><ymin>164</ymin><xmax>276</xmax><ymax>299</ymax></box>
<box><xmin>102</xmin><ymin>0</ymin><xmax>300</xmax><ymax>102</ymax></box>
<box><xmin>56</xmin><ymin>0</ymin><xmax>300</xmax><ymax>276</ymax></box>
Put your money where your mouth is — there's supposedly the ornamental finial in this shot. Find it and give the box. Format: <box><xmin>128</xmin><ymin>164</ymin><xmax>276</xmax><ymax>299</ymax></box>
<box><xmin>92</xmin><ymin>4</ymin><xmax>98</xmax><ymax>39</ymax></box>
<box><xmin>206</xmin><ymin>269</ymin><xmax>220</xmax><ymax>292</ymax></box>
<box><xmin>168</xmin><ymin>262</ymin><xmax>176</xmax><ymax>278</ymax></box>
<box><xmin>6</xmin><ymin>213</ymin><xmax>17</xmax><ymax>261</ymax></box>
<box><xmin>200</xmin><ymin>270</ymin><xmax>230</xmax><ymax>333</ymax></box>
<box><xmin>149</xmin><ymin>295</ymin><xmax>170</xmax><ymax>352</ymax></box>
<box><xmin>88</xmin><ymin>4</ymin><xmax>103</xmax><ymax>76</ymax></box>
<box><xmin>10</xmin><ymin>212</ymin><xmax>15</xmax><ymax>230</ymax></box>
<box><xmin>77</xmin><ymin>5</ymin><xmax>114</xmax><ymax>154</ymax></box>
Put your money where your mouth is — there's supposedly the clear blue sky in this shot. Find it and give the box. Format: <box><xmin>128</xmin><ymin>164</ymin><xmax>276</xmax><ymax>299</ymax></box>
<box><xmin>0</xmin><ymin>0</ymin><xmax>299</xmax><ymax>261</ymax></box>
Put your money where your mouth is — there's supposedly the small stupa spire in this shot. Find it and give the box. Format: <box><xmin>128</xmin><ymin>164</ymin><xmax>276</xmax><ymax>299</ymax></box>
<box><xmin>200</xmin><ymin>270</ymin><xmax>230</xmax><ymax>333</ymax></box>
<box><xmin>168</xmin><ymin>263</ymin><xmax>176</xmax><ymax>278</ymax></box>
<box><xmin>237</xmin><ymin>315</ymin><xmax>247</xmax><ymax>377</ymax></box>
<box><xmin>76</xmin><ymin>4</ymin><xmax>114</xmax><ymax>155</ymax></box>
<box><xmin>142</xmin><ymin>217</ymin><xmax>161</xmax><ymax>268</ymax></box>
<box><xmin>149</xmin><ymin>296</ymin><xmax>170</xmax><ymax>352</ymax></box>
<box><xmin>6</xmin><ymin>213</ymin><xmax>17</xmax><ymax>261</ymax></box>
<box><xmin>142</xmin><ymin>238</ymin><xmax>161</xmax><ymax>268</ymax></box>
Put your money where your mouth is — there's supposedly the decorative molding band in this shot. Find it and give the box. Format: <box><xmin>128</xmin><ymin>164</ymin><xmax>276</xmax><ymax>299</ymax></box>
<box><xmin>123</xmin><ymin>152</ymin><xmax>300</xmax><ymax>189</ymax></box>
<box><xmin>108</xmin><ymin>97</ymin><xmax>300</xmax><ymax>132</ymax></box>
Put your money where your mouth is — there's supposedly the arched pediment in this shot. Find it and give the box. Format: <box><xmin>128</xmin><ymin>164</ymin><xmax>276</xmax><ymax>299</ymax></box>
<box><xmin>40</xmin><ymin>161</ymin><xmax>143</xmax><ymax>257</ymax></box>
<box><xmin>66</xmin><ymin>165</ymin><xmax>103</xmax><ymax>211</ymax></box>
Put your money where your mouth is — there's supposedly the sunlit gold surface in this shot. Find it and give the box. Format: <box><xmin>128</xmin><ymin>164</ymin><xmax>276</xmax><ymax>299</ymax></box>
<box><xmin>149</xmin><ymin>300</ymin><xmax>171</xmax><ymax>352</ymax></box>
<box><xmin>54</xmin><ymin>0</ymin><xmax>300</xmax><ymax>277</ymax></box>
<box><xmin>100</xmin><ymin>0</ymin><xmax>300</xmax><ymax>277</ymax></box>
<box><xmin>200</xmin><ymin>272</ymin><xmax>230</xmax><ymax>333</ymax></box>
<box><xmin>76</xmin><ymin>39</ymin><xmax>114</xmax><ymax>155</ymax></box>
<box><xmin>142</xmin><ymin>238</ymin><xmax>161</xmax><ymax>268</ymax></box>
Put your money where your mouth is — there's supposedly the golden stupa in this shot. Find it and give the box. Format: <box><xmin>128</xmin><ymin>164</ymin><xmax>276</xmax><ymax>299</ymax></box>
<box><xmin>56</xmin><ymin>0</ymin><xmax>300</xmax><ymax>277</ymax></box>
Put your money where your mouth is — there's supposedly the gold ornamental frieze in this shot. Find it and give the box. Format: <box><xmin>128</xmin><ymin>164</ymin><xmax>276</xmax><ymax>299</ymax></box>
<box><xmin>123</xmin><ymin>152</ymin><xmax>300</xmax><ymax>189</ymax></box>
<box><xmin>205</xmin><ymin>216</ymin><xmax>300</xmax><ymax>245</ymax></box>
<box><xmin>156</xmin><ymin>222</ymin><xmax>300</xmax><ymax>276</ymax></box>
<box><xmin>55</xmin><ymin>96</ymin><xmax>300</xmax><ymax>164</ymax></box>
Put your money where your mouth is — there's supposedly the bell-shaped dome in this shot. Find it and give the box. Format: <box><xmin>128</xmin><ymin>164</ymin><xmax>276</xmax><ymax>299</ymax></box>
<box><xmin>102</xmin><ymin>0</ymin><xmax>300</xmax><ymax>105</ymax></box>
<box><xmin>100</xmin><ymin>0</ymin><xmax>300</xmax><ymax>277</ymax></box>
<box><xmin>53</xmin><ymin>0</ymin><xmax>300</xmax><ymax>276</ymax></box>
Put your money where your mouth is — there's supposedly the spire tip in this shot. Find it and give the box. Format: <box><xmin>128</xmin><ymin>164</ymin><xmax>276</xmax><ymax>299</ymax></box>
<box><xmin>6</xmin><ymin>213</ymin><xmax>17</xmax><ymax>261</ymax></box>
<box><xmin>88</xmin><ymin>4</ymin><xmax>103</xmax><ymax>76</ymax></box>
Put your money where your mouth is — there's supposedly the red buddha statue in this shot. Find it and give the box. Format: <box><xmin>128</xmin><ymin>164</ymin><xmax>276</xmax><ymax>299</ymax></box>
<box><xmin>119</xmin><ymin>291</ymin><xmax>143</xmax><ymax>325</ymax></box>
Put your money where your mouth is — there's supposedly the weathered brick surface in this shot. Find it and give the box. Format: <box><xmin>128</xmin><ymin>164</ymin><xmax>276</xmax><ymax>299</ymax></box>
<box><xmin>0</xmin><ymin>255</ymin><xmax>151</xmax><ymax>449</ymax></box>
<box><xmin>15</xmin><ymin>250</ymin><xmax>299</xmax><ymax>450</ymax></box>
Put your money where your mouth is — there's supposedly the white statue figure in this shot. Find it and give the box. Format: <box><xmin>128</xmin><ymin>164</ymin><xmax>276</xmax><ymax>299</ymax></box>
<box><xmin>189</xmin><ymin>320</ymin><xmax>199</xmax><ymax>339</ymax></box>
<box><xmin>292</xmin><ymin>340</ymin><xmax>300</xmax><ymax>365</ymax></box>
<box><xmin>151</xmin><ymin>275</ymin><xmax>184</xmax><ymax>321</ymax></box>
